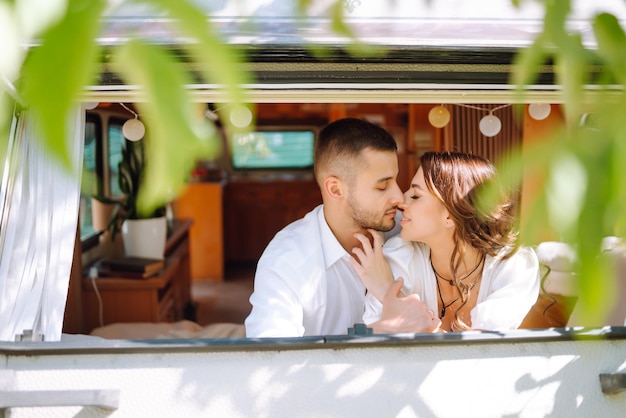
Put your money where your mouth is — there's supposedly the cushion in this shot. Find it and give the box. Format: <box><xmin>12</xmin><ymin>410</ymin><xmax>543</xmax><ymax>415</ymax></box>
<box><xmin>90</xmin><ymin>320</ymin><xmax>245</xmax><ymax>340</ymax></box>
<box><xmin>520</xmin><ymin>293</ymin><xmax>578</xmax><ymax>329</ymax></box>
<box><xmin>535</xmin><ymin>241</ymin><xmax>577</xmax><ymax>272</ymax></box>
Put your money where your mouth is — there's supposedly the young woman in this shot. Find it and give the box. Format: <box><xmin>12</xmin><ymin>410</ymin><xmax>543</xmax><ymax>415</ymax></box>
<box><xmin>351</xmin><ymin>151</ymin><xmax>540</xmax><ymax>332</ymax></box>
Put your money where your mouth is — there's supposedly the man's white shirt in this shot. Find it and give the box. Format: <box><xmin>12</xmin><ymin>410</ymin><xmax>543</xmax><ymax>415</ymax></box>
<box><xmin>245</xmin><ymin>205</ymin><xmax>366</xmax><ymax>337</ymax></box>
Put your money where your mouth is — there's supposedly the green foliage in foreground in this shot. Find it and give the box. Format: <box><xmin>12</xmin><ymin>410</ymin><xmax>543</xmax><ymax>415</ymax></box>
<box><xmin>2</xmin><ymin>0</ymin><xmax>252</xmax><ymax>216</ymax></box>
<box><xmin>505</xmin><ymin>2</ymin><xmax>626</xmax><ymax>323</ymax></box>
<box><xmin>2</xmin><ymin>0</ymin><xmax>626</xmax><ymax>324</ymax></box>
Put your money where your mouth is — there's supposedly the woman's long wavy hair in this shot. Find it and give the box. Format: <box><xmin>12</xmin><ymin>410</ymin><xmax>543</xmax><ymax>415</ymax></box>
<box><xmin>420</xmin><ymin>151</ymin><xmax>519</xmax><ymax>330</ymax></box>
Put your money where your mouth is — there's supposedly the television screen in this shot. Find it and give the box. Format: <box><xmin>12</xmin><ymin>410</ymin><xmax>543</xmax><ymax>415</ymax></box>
<box><xmin>230</xmin><ymin>129</ymin><xmax>315</xmax><ymax>169</ymax></box>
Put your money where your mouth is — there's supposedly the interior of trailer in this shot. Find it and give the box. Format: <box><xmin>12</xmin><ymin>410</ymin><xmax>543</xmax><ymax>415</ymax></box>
<box><xmin>58</xmin><ymin>99</ymin><xmax>626</xmax><ymax>340</ymax></box>
<box><xmin>3</xmin><ymin>1</ymin><xmax>626</xmax><ymax>342</ymax></box>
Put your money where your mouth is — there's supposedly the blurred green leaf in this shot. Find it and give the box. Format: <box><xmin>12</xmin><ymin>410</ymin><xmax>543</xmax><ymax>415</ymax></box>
<box><xmin>511</xmin><ymin>37</ymin><xmax>547</xmax><ymax>88</ymax></box>
<box><xmin>329</xmin><ymin>0</ymin><xmax>352</xmax><ymax>39</ymax></box>
<box><xmin>553</xmin><ymin>35</ymin><xmax>586</xmax><ymax>122</ymax></box>
<box><xmin>112</xmin><ymin>39</ymin><xmax>220</xmax><ymax>216</ymax></box>
<box><xmin>491</xmin><ymin>119</ymin><xmax>620</xmax><ymax>323</ymax></box>
<box><xmin>329</xmin><ymin>0</ymin><xmax>380</xmax><ymax>57</ymax></box>
<box><xmin>148</xmin><ymin>0</ymin><xmax>251</xmax><ymax>132</ymax></box>
<box><xmin>543</xmin><ymin>0</ymin><xmax>570</xmax><ymax>43</ymax></box>
<box><xmin>593</xmin><ymin>13</ymin><xmax>626</xmax><ymax>85</ymax></box>
<box><xmin>20</xmin><ymin>0</ymin><xmax>105</xmax><ymax>169</ymax></box>
<box><xmin>296</xmin><ymin>0</ymin><xmax>314</xmax><ymax>13</ymax></box>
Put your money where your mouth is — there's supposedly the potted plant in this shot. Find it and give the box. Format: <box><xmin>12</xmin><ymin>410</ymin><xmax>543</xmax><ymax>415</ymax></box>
<box><xmin>96</xmin><ymin>137</ymin><xmax>168</xmax><ymax>259</ymax></box>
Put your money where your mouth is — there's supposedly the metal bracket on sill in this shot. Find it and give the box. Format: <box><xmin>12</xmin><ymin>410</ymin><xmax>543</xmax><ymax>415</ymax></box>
<box><xmin>14</xmin><ymin>329</ymin><xmax>44</xmax><ymax>342</ymax></box>
<box><xmin>600</xmin><ymin>373</ymin><xmax>626</xmax><ymax>395</ymax></box>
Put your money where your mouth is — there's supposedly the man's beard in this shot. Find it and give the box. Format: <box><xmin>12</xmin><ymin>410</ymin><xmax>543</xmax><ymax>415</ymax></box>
<box><xmin>347</xmin><ymin>193</ymin><xmax>396</xmax><ymax>232</ymax></box>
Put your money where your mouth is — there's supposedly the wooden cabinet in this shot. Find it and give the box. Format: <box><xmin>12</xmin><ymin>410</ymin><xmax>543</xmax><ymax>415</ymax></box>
<box><xmin>224</xmin><ymin>179</ymin><xmax>321</xmax><ymax>262</ymax></box>
<box><xmin>81</xmin><ymin>219</ymin><xmax>193</xmax><ymax>333</ymax></box>
<box><xmin>173</xmin><ymin>182</ymin><xmax>224</xmax><ymax>281</ymax></box>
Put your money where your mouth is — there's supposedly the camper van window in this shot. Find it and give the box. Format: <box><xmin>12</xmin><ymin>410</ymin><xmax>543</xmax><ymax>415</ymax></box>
<box><xmin>107</xmin><ymin>117</ymin><xmax>127</xmax><ymax>198</ymax></box>
<box><xmin>79</xmin><ymin>115</ymin><xmax>128</xmax><ymax>243</ymax></box>
<box><xmin>79</xmin><ymin>113</ymin><xmax>102</xmax><ymax>241</ymax></box>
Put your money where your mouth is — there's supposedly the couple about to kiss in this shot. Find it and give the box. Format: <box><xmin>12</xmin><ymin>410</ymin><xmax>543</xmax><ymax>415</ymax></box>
<box><xmin>245</xmin><ymin>117</ymin><xmax>540</xmax><ymax>338</ymax></box>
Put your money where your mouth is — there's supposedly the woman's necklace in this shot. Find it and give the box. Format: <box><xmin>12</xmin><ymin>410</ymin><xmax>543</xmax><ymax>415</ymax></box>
<box><xmin>431</xmin><ymin>254</ymin><xmax>485</xmax><ymax>286</ymax></box>
<box><xmin>435</xmin><ymin>276</ymin><xmax>458</xmax><ymax>318</ymax></box>
<box><xmin>431</xmin><ymin>254</ymin><xmax>485</xmax><ymax>318</ymax></box>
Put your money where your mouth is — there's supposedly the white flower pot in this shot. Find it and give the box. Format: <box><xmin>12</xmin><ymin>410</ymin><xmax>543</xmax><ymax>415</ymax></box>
<box><xmin>121</xmin><ymin>216</ymin><xmax>167</xmax><ymax>259</ymax></box>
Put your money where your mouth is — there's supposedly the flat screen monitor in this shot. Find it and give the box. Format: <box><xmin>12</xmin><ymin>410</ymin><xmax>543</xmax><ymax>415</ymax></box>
<box><xmin>230</xmin><ymin>128</ymin><xmax>315</xmax><ymax>170</ymax></box>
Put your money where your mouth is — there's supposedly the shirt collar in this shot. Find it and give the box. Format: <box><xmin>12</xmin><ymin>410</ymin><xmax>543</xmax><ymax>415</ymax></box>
<box><xmin>317</xmin><ymin>206</ymin><xmax>350</xmax><ymax>269</ymax></box>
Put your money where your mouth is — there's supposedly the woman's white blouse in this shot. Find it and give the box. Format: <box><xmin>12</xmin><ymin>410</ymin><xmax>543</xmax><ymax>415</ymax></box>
<box><xmin>364</xmin><ymin>237</ymin><xmax>541</xmax><ymax>330</ymax></box>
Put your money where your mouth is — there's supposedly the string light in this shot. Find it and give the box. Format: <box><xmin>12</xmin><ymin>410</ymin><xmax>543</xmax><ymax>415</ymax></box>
<box><xmin>528</xmin><ymin>103</ymin><xmax>551</xmax><ymax>120</ymax></box>
<box><xmin>229</xmin><ymin>105</ymin><xmax>253</xmax><ymax>128</ymax></box>
<box><xmin>428</xmin><ymin>103</ymin><xmax>511</xmax><ymax>137</ymax></box>
<box><xmin>205</xmin><ymin>104</ymin><xmax>253</xmax><ymax>128</ymax></box>
<box><xmin>479</xmin><ymin>112</ymin><xmax>502</xmax><ymax>137</ymax></box>
<box><xmin>122</xmin><ymin>119</ymin><xmax>145</xmax><ymax>141</ymax></box>
<box><xmin>428</xmin><ymin>105</ymin><xmax>451</xmax><ymax>128</ymax></box>
<box><xmin>120</xmin><ymin>103</ymin><xmax>145</xmax><ymax>141</ymax></box>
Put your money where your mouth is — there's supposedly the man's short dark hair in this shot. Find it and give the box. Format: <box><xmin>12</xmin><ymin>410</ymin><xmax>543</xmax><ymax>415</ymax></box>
<box><xmin>314</xmin><ymin>118</ymin><xmax>397</xmax><ymax>184</ymax></box>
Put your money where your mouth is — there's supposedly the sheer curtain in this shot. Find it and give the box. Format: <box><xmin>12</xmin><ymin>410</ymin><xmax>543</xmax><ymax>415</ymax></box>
<box><xmin>0</xmin><ymin>106</ymin><xmax>84</xmax><ymax>341</ymax></box>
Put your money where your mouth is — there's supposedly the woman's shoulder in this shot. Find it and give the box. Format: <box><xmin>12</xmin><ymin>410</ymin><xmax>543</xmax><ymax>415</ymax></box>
<box><xmin>491</xmin><ymin>245</ymin><xmax>539</xmax><ymax>271</ymax></box>
<box><xmin>507</xmin><ymin>245</ymin><xmax>539</xmax><ymax>263</ymax></box>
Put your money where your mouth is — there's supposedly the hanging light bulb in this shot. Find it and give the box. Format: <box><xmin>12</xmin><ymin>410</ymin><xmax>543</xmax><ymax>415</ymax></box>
<box><xmin>230</xmin><ymin>105</ymin><xmax>253</xmax><ymax>128</ymax></box>
<box><xmin>84</xmin><ymin>102</ymin><xmax>99</xmax><ymax>110</ymax></box>
<box><xmin>479</xmin><ymin>112</ymin><xmax>502</xmax><ymax>137</ymax></box>
<box><xmin>122</xmin><ymin>118</ymin><xmax>145</xmax><ymax>141</ymax></box>
<box><xmin>428</xmin><ymin>105</ymin><xmax>451</xmax><ymax>128</ymax></box>
<box><xmin>528</xmin><ymin>103</ymin><xmax>551</xmax><ymax>120</ymax></box>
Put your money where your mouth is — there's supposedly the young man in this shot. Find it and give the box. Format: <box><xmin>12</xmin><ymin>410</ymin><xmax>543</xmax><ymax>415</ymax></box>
<box><xmin>245</xmin><ymin>118</ymin><xmax>440</xmax><ymax>337</ymax></box>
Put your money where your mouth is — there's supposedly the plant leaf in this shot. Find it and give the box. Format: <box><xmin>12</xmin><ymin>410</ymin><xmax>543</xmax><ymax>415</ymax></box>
<box><xmin>146</xmin><ymin>0</ymin><xmax>251</xmax><ymax>132</ymax></box>
<box><xmin>112</xmin><ymin>39</ymin><xmax>220</xmax><ymax>217</ymax></box>
<box><xmin>593</xmin><ymin>12</ymin><xmax>626</xmax><ymax>85</ymax></box>
<box><xmin>20</xmin><ymin>0</ymin><xmax>105</xmax><ymax>169</ymax></box>
<box><xmin>511</xmin><ymin>36</ymin><xmax>547</xmax><ymax>90</ymax></box>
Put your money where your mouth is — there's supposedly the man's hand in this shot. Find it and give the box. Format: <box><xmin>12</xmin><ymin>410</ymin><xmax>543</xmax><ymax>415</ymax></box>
<box><xmin>350</xmin><ymin>228</ymin><xmax>395</xmax><ymax>300</ymax></box>
<box><xmin>370</xmin><ymin>278</ymin><xmax>441</xmax><ymax>334</ymax></box>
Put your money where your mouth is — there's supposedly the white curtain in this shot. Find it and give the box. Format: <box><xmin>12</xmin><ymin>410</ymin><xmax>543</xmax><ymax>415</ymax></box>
<box><xmin>0</xmin><ymin>106</ymin><xmax>84</xmax><ymax>341</ymax></box>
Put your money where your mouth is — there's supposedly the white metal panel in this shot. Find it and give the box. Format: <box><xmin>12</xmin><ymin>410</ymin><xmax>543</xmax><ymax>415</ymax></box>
<box><xmin>1</xmin><ymin>330</ymin><xmax>625</xmax><ymax>417</ymax></box>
